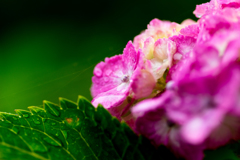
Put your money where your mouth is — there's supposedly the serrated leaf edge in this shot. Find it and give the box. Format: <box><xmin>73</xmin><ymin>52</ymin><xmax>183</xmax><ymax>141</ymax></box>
<box><xmin>0</xmin><ymin>108</ymin><xmax>76</xmax><ymax>160</ymax></box>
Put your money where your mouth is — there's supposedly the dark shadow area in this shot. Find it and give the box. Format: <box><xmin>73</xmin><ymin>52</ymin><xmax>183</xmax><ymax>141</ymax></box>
<box><xmin>0</xmin><ymin>0</ymin><xmax>208</xmax><ymax>112</ymax></box>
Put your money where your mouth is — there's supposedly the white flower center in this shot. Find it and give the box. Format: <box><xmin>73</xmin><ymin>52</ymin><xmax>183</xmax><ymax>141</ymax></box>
<box><xmin>121</xmin><ymin>75</ymin><xmax>129</xmax><ymax>83</ymax></box>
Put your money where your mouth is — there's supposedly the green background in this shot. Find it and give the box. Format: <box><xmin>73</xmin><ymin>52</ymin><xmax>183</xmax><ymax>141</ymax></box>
<box><xmin>0</xmin><ymin>0</ymin><xmax>207</xmax><ymax>112</ymax></box>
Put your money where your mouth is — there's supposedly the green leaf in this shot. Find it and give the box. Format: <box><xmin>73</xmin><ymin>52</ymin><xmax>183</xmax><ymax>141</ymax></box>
<box><xmin>0</xmin><ymin>96</ymin><xmax>176</xmax><ymax>160</ymax></box>
<box><xmin>204</xmin><ymin>141</ymin><xmax>240</xmax><ymax>160</ymax></box>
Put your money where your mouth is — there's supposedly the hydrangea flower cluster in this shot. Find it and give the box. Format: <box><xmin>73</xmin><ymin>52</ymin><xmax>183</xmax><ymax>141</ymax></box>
<box><xmin>91</xmin><ymin>0</ymin><xmax>240</xmax><ymax>159</ymax></box>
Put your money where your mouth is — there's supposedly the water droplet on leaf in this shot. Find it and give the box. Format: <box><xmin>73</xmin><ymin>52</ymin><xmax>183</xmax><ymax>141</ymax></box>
<box><xmin>33</xmin><ymin>119</ymin><xmax>41</xmax><ymax>125</ymax></box>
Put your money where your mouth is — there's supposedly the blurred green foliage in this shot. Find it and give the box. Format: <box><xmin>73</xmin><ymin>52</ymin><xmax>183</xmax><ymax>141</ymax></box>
<box><xmin>0</xmin><ymin>0</ymin><xmax>208</xmax><ymax>112</ymax></box>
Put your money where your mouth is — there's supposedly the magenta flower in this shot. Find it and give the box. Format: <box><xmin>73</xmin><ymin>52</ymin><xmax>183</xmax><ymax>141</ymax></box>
<box><xmin>89</xmin><ymin>0</ymin><xmax>240</xmax><ymax>159</ymax></box>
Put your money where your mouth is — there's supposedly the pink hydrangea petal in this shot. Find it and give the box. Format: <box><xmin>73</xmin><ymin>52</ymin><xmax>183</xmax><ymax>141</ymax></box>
<box><xmin>132</xmin><ymin>93</ymin><xmax>176</xmax><ymax>146</ymax></box>
<box><xmin>207</xmin><ymin>30</ymin><xmax>240</xmax><ymax>55</ymax></box>
<box><xmin>197</xmin><ymin>8</ymin><xmax>240</xmax><ymax>43</ymax></box>
<box><xmin>222</xmin><ymin>1</ymin><xmax>240</xmax><ymax>8</ymax></box>
<box><xmin>133</xmin><ymin>19</ymin><xmax>183</xmax><ymax>50</ymax></box>
<box><xmin>91</xmin><ymin>41</ymin><xmax>143</xmax><ymax>118</ymax></box>
<box><xmin>221</xmin><ymin>34</ymin><xmax>240</xmax><ymax>64</ymax></box>
<box><xmin>91</xmin><ymin>86</ymin><xmax>129</xmax><ymax>107</ymax></box>
<box><xmin>132</xmin><ymin>100</ymin><xmax>171</xmax><ymax>146</ymax></box>
<box><xmin>169</xmin><ymin>63</ymin><xmax>240</xmax><ymax>149</ymax></box>
<box><xmin>189</xmin><ymin>45</ymin><xmax>221</xmax><ymax>76</ymax></box>
<box><xmin>133</xmin><ymin>62</ymin><xmax>240</xmax><ymax>155</ymax></box>
<box><xmin>132</xmin><ymin>96</ymin><xmax>205</xmax><ymax>160</ymax></box>
<box><xmin>180</xmin><ymin>19</ymin><xmax>197</xmax><ymax>26</ymax></box>
<box><xmin>142</xmin><ymin>37</ymin><xmax>155</xmax><ymax>59</ymax></box>
<box><xmin>167</xmin><ymin>35</ymin><xmax>196</xmax><ymax>81</ymax></box>
<box><xmin>145</xmin><ymin>58</ymin><xmax>168</xmax><ymax>81</ymax></box>
<box><xmin>153</xmin><ymin>38</ymin><xmax>176</xmax><ymax>63</ymax></box>
<box><xmin>131</xmin><ymin>69</ymin><xmax>156</xmax><ymax>99</ymax></box>
<box><xmin>193</xmin><ymin>0</ymin><xmax>240</xmax><ymax>18</ymax></box>
<box><xmin>122</xmin><ymin>41</ymin><xmax>140</xmax><ymax>73</ymax></box>
<box><xmin>181</xmin><ymin>109</ymin><xmax>224</xmax><ymax>145</ymax></box>
<box><xmin>131</xmin><ymin>94</ymin><xmax>170</xmax><ymax>117</ymax></box>
<box><xmin>91</xmin><ymin>55</ymin><xmax>124</xmax><ymax>97</ymax></box>
<box><xmin>216</xmin><ymin>63</ymin><xmax>240</xmax><ymax>114</ymax></box>
<box><xmin>180</xmin><ymin>24</ymin><xmax>199</xmax><ymax>38</ymax></box>
<box><xmin>193</xmin><ymin>2</ymin><xmax>215</xmax><ymax>18</ymax></box>
<box><xmin>91</xmin><ymin>89</ymin><xmax>129</xmax><ymax>118</ymax></box>
<box><xmin>170</xmin><ymin>43</ymin><xmax>222</xmax><ymax>82</ymax></box>
<box><xmin>140</xmin><ymin>38</ymin><xmax>176</xmax><ymax>81</ymax></box>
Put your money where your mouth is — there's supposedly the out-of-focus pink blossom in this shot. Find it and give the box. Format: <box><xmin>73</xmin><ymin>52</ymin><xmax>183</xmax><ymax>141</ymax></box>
<box><xmin>180</xmin><ymin>63</ymin><xmax>240</xmax><ymax>149</ymax></box>
<box><xmin>132</xmin><ymin>94</ymin><xmax>205</xmax><ymax>160</ymax></box>
<box><xmin>132</xmin><ymin>11</ymin><xmax>240</xmax><ymax>156</ymax></box>
<box><xmin>132</xmin><ymin>62</ymin><xmax>240</xmax><ymax>160</ymax></box>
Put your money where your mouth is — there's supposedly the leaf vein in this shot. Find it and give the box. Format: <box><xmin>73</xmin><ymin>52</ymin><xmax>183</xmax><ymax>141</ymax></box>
<box><xmin>73</xmin><ymin>128</ymin><xmax>99</xmax><ymax>160</ymax></box>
